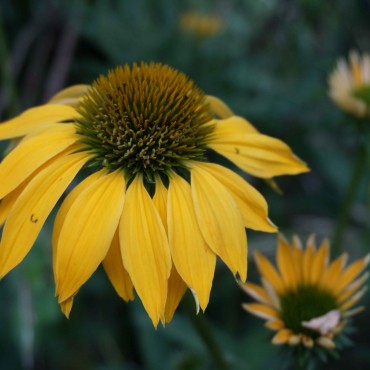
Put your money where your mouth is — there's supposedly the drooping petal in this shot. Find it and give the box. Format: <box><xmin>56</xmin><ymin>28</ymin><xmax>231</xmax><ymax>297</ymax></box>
<box><xmin>205</xmin><ymin>96</ymin><xmax>234</xmax><ymax>119</ymax></box>
<box><xmin>0</xmin><ymin>151</ymin><xmax>88</xmax><ymax>278</ymax></box>
<box><xmin>167</xmin><ymin>172</ymin><xmax>216</xmax><ymax>311</ymax></box>
<box><xmin>191</xmin><ymin>165</ymin><xmax>247</xmax><ymax>281</ymax></box>
<box><xmin>210</xmin><ymin>116</ymin><xmax>258</xmax><ymax>136</ymax></box>
<box><xmin>0</xmin><ymin>124</ymin><xmax>78</xmax><ymax>199</ymax></box>
<box><xmin>0</xmin><ymin>104</ymin><xmax>78</xmax><ymax>139</ymax></box>
<box><xmin>0</xmin><ymin>183</ymin><xmax>28</xmax><ymax>226</ymax></box>
<box><xmin>1</xmin><ymin>148</ymin><xmax>78</xmax><ymax>227</ymax></box>
<box><xmin>192</xmin><ymin>162</ymin><xmax>276</xmax><ymax>232</ymax></box>
<box><xmin>60</xmin><ymin>297</ymin><xmax>74</xmax><ymax>318</ymax></box>
<box><xmin>103</xmin><ymin>229</ymin><xmax>134</xmax><ymax>302</ymax></box>
<box><xmin>209</xmin><ymin>133</ymin><xmax>309</xmax><ymax>178</ymax></box>
<box><xmin>55</xmin><ymin>170</ymin><xmax>126</xmax><ymax>302</ymax></box>
<box><xmin>254</xmin><ymin>251</ymin><xmax>284</xmax><ymax>293</ymax></box>
<box><xmin>52</xmin><ymin>171</ymin><xmax>102</xmax><ymax>280</ymax></box>
<box><xmin>153</xmin><ymin>177</ymin><xmax>169</xmax><ymax>230</ymax></box>
<box><xmin>48</xmin><ymin>85</ymin><xmax>89</xmax><ymax>106</ymax></box>
<box><xmin>242</xmin><ymin>303</ymin><xmax>279</xmax><ymax>321</ymax></box>
<box><xmin>153</xmin><ymin>177</ymin><xmax>187</xmax><ymax>323</ymax></box>
<box><xmin>120</xmin><ymin>175</ymin><xmax>171</xmax><ymax>326</ymax></box>
<box><xmin>164</xmin><ymin>267</ymin><xmax>187</xmax><ymax>324</ymax></box>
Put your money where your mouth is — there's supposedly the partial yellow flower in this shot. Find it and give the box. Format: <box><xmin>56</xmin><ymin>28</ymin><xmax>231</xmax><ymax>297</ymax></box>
<box><xmin>242</xmin><ymin>235</ymin><xmax>369</xmax><ymax>349</ymax></box>
<box><xmin>0</xmin><ymin>62</ymin><xmax>308</xmax><ymax>326</ymax></box>
<box><xmin>179</xmin><ymin>11</ymin><xmax>224</xmax><ymax>37</ymax></box>
<box><xmin>328</xmin><ymin>50</ymin><xmax>370</xmax><ymax>118</ymax></box>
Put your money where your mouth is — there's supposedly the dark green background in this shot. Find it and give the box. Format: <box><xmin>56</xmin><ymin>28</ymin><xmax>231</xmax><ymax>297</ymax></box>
<box><xmin>0</xmin><ymin>0</ymin><xmax>369</xmax><ymax>369</ymax></box>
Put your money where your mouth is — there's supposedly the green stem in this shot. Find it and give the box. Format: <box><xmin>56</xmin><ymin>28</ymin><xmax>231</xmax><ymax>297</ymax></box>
<box><xmin>183</xmin><ymin>294</ymin><xmax>230</xmax><ymax>370</ymax></box>
<box><xmin>331</xmin><ymin>134</ymin><xmax>369</xmax><ymax>256</ymax></box>
<box><xmin>0</xmin><ymin>10</ymin><xmax>20</xmax><ymax>117</ymax></box>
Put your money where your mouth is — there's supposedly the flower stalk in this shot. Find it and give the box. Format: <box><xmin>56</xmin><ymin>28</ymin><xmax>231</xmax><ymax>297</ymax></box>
<box><xmin>183</xmin><ymin>294</ymin><xmax>230</xmax><ymax>370</ymax></box>
<box><xmin>331</xmin><ymin>124</ymin><xmax>369</xmax><ymax>256</ymax></box>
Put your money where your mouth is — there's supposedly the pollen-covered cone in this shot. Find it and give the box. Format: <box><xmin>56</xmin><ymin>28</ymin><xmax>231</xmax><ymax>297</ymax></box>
<box><xmin>241</xmin><ymin>235</ymin><xmax>369</xmax><ymax>349</ymax></box>
<box><xmin>328</xmin><ymin>50</ymin><xmax>370</xmax><ymax>118</ymax></box>
<box><xmin>0</xmin><ymin>62</ymin><xmax>308</xmax><ymax>326</ymax></box>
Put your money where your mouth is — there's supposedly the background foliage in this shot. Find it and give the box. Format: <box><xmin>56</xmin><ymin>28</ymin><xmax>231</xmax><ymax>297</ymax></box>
<box><xmin>0</xmin><ymin>0</ymin><xmax>369</xmax><ymax>369</ymax></box>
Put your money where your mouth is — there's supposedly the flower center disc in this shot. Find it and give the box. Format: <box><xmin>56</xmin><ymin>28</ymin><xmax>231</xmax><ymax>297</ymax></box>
<box><xmin>76</xmin><ymin>62</ymin><xmax>214</xmax><ymax>179</ymax></box>
<box><xmin>280</xmin><ymin>284</ymin><xmax>338</xmax><ymax>337</ymax></box>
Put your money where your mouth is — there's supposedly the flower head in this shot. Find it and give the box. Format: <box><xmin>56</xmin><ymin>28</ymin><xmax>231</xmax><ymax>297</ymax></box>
<box><xmin>242</xmin><ymin>235</ymin><xmax>369</xmax><ymax>349</ymax></box>
<box><xmin>179</xmin><ymin>11</ymin><xmax>224</xmax><ymax>38</ymax></box>
<box><xmin>0</xmin><ymin>62</ymin><xmax>308</xmax><ymax>326</ymax></box>
<box><xmin>328</xmin><ymin>50</ymin><xmax>370</xmax><ymax>118</ymax></box>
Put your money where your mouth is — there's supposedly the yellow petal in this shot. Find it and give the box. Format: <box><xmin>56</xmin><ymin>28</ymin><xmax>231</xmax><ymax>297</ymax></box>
<box><xmin>192</xmin><ymin>162</ymin><xmax>276</xmax><ymax>232</ymax></box>
<box><xmin>265</xmin><ymin>319</ymin><xmax>285</xmax><ymax>331</ymax></box>
<box><xmin>56</xmin><ymin>170</ymin><xmax>126</xmax><ymax>301</ymax></box>
<box><xmin>0</xmin><ymin>151</ymin><xmax>88</xmax><ymax>278</ymax></box>
<box><xmin>48</xmin><ymin>85</ymin><xmax>89</xmax><ymax>106</ymax></box>
<box><xmin>276</xmin><ymin>237</ymin><xmax>297</xmax><ymax>289</ymax></box>
<box><xmin>211</xmin><ymin>116</ymin><xmax>258</xmax><ymax>137</ymax></box>
<box><xmin>261</xmin><ymin>278</ymin><xmax>281</xmax><ymax>310</ymax></box>
<box><xmin>164</xmin><ymin>267</ymin><xmax>187</xmax><ymax>324</ymax></box>
<box><xmin>310</xmin><ymin>239</ymin><xmax>329</xmax><ymax>284</ymax></box>
<box><xmin>205</xmin><ymin>96</ymin><xmax>235</xmax><ymax>119</ymax></box>
<box><xmin>52</xmin><ymin>171</ymin><xmax>102</xmax><ymax>281</ymax></box>
<box><xmin>303</xmin><ymin>243</ymin><xmax>316</xmax><ymax>284</ymax></box>
<box><xmin>254</xmin><ymin>251</ymin><xmax>284</xmax><ymax>293</ymax></box>
<box><xmin>0</xmin><ymin>183</ymin><xmax>27</xmax><ymax>226</ymax></box>
<box><xmin>302</xmin><ymin>335</ymin><xmax>314</xmax><ymax>348</ymax></box>
<box><xmin>0</xmin><ymin>124</ymin><xmax>78</xmax><ymax>199</ymax></box>
<box><xmin>242</xmin><ymin>303</ymin><xmax>279</xmax><ymax>320</ymax></box>
<box><xmin>1</xmin><ymin>148</ymin><xmax>77</xmax><ymax>227</ymax></box>
<box><xmin>338</xmin><ymin>272</ymin><xmax>369</xmax><ymax>303</ymax></box>
<box><xmin>153</xmin><ymin>177</ymin><xmax>168</xmax><ymax>230</ymax></box>
<box><xmin>317</xmin><ymin>336</ymin><xmax>336</xmax><ymax>349</ymax></box>
<box><xmin>240</xmin><ymin>282</ymin><xmax>270</xmax><ymax>305</ymax></box>
<box><xmin>340</xmin><ymin>287</ymin><xmax>368</xmax><ymax>311</ymax></box>
<box><xmin>334</xmin><ymin>254</ymin><xmax>370</xmax><ymax>294</ymax></box>
<box><xmin>321</xmin><ymin>253</ymin><xmax>348</xmax><ymax>290</ymax></box>
<box><xmin>152</xmin><ymin>178</ymin><xmax>187</xmax><ymax>324</ymax></box>
<box><xmin>191</xmin><ymin>165</ymin><xmax>247</xmax><ymax>281</ymax></box>
<box><xmin>272</xmin><ymin>329</ymin><xmax>294</xmax><ymax>345</ymax></box>
<box><xmin>60</xmin><ymin>296</ymin><xmax>74</xmax><ymax>318</ymax></box>
<box><xmin>0</xmin><ymin>104</ymin><xmax>78</xmax><ymax>139</ymax></box>
<box><xmin>209</xmin><ymin>133</ymin><xmax>309</xmax><ymax>178</ymax></box>
<box><xmin>120</xmin><ymin>175</ymin><xmax>171</xmax><ymax>326</ymax></box>
<box><xmin>103</xmin><ymin>229</ymin><xmax>134</xmax><ymax>302</ymax></box>
<box><xmin>167</xmin><ymin>172</ymin><xmax>216</xmax><ymax>311</ymax></box>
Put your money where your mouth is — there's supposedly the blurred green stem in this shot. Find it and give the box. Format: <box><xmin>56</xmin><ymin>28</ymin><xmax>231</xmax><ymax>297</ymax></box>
<box><xmin>183</xmin><ymin>294</ymin><xmax>230</xmax><ymax>370</ymax></box>
<box><xmin>0</xmin><ymin>10</ymin><xmax>20</xmax><ymax>117</ymax></box>
<box><xmin>331</xmin><ymin>128</ymin><xmax>369</xmax><ymax>256</ymax></box>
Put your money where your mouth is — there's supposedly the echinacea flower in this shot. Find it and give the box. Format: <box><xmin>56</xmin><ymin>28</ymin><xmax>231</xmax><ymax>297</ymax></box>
<box><xmin>328</xmin><ymin>50</ymin><xmax>370</xmax><ymax>118</ymax></box>
<box><xmin>179</xmin><ymin>11</ymin><xmax>224</xmax><ymax>37</ymax></box>
<box><xmin>242</xmin><ymin>235</ymin><xmax>369</xmax><ymax>349</ymax></box>
<box><xmin>0</xmin><ymin>62</ymin><xmax>308</xmax><ymax>326</ymax></box>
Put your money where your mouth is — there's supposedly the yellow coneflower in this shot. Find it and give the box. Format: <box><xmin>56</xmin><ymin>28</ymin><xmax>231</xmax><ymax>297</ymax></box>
<box><xmin>242</xmin><ymin>235</ymin><xmax>369</xmax><ymax>349</ymax></box>
<box><xmin>0</xmin><ymin>62</ymin><xmax>308</xmax><ymax>326</ymax></box>
<box><xmin>179</xmin><ymin>11</ymin><xmax>224</xmax><ymax>37</ymax></box>
<box><xmin>328</xmin><ymin>50</ymin><xmax>370</xmax><ymax>118</ymax></box>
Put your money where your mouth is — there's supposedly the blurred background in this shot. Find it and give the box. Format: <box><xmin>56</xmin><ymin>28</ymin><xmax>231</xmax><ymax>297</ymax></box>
<box><xmin>0</xmin><ymin>0</ymin><xmax>369</xmax><ymax>369</ymax></box>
